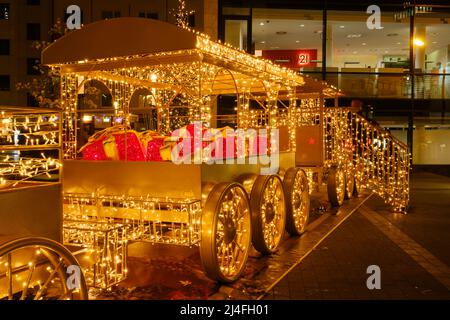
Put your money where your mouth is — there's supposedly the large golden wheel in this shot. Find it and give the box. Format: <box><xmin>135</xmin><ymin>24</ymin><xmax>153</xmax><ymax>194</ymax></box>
<box><xmin>344</xmin><ymin>163</ymin><xmax>355</xmax><ymax>200</ymax></box>
<box><xmin>283</xmin><ymin>168</ymin><xmax>310</xmax><ymax>236</ymax></box>
<box><xmin>0</xmin><ymin>236</ymin><xmax>88</xmax><ymax>300</ymax></box>
<box><xmin>200</xmin><ymin>183</ymin><xmax>252</xmax><ymax>283</ymax></box>
<box><xmin>250</xmin><ymin>175</ymin><xmax>286</xmax><ymax>255</ymax></box>
<box><xmin>327</xmin><ymin>166</ymin><xmax>346</xmax><ymax>207</ymax></box>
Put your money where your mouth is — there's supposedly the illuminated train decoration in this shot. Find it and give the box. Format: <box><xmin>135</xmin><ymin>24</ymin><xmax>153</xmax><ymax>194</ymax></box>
<box><xmin>0</xmin><ymin>18</ymin><xmax>410</xmax><ymax>299</ymax></box>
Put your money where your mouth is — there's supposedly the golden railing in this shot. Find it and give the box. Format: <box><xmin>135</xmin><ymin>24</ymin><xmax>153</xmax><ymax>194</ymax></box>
<box><xmin>323</xmin><ymin>107</ymin><xmax>410</xmax><ymax>212</ymax></box>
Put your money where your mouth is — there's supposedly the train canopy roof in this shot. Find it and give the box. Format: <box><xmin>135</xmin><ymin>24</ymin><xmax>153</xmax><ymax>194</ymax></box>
<box><xmin>42</xmin><ymin>18</ymin><xmax>341</xmax><ymax>97</ymax></box>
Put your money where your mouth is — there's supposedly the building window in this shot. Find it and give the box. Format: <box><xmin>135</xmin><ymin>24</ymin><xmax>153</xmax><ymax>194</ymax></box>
<box><xmin>27</xmin><ymin>23</ymin><xmax>41</xmax><ymax>41</ymax></box>
<box><xmin>26</xmin><ymin>0</ymin><xmax>40</xmax><ymax>5</ymax></box>
<box><xmin>102</xmin><ymin>11</ymin><xmax>113</xmax><ymax>20</ymax></box>
<box><xmin>27</xmin><ymin>58</ymin><xmax>40</xmax><ymax>76</ymax></box>
<box><xmin>0</xmin><ymin>75</ymin><xmax>10</xmax><ymax>91</ymax></box>
<box><xmin>139</xmin><ymin>12</ymin><xmax>159</xmax><ymax>20</ymax></box>
<box><xmin>0</xmin><ymin>39</ymin><xmax>9</xmax><ymax>55</ymax></box>
<box><xmin>188</xmin><ymin>14</ymin><xmax>195</xmax><ymax>27</ymax></box>
<box><xmin>0</xmin><ymin>3</ymin><xmax>9</xmax><ymax>20</ymax></box>
<box><xmin>102</xmin><ymin>11</ymin><xmax>121</xmax><ymax>20</ymax></box>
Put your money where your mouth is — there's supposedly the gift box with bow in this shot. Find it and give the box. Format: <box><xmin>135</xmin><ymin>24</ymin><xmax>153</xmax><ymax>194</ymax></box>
<box><xmin>80</xmin><ymin>126</ymin><xmax>146</xmax><ymax>161</ymax></box>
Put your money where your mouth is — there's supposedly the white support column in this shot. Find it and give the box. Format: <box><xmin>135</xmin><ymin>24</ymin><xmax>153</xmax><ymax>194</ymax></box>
<box><xmin>414</xmin><ymin>24</ymin><xmax>427</xmax><ymax>71</ymax></box>
<box><xmin>326</xmin><ymin>24</ymin><xmax>334</xmax><ymax>69</ymax></box>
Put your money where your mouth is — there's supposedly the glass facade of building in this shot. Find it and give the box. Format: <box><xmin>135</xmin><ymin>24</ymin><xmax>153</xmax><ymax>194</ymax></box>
<box><xmin>219</xmin><ymin>0</ymin><xmax>450</xmax><ymax>165</ymax></box>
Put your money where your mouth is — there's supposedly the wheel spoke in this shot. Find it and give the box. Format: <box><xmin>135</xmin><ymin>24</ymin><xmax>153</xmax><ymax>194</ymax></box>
<box><xmin>20</xmin><ymin>253</ymin><xmax>37</xmax><ymax>301</ymax></box>
<box><xmin>220</xmin><ymin>245</ymin><xmax>226</xmax><ymax>268</ymax></box>
<box><xmin>234</xmin><ymin>240</ymin><xmax>245</xmax><ymax>253</ymax></box>
<box><xmin>216</xmin><ymin>236</ymin><xmax>224</xmax><ymax>248</ymax></box>
<box><xmin>228</xmin><ymin>244</ymin><xmax>236</xmax><ymax>273</ymax></box>
<box><xmin>34</xmin><ymin>260</ymin><xmax>64</xmax><ymax>300</ymax></box>
<box><xmin>225</xmin><ymin>246</ymin><xmax>231</xmax><ymax>272</ymax></box>
<box><xmin>7</xmin><ymin>253</ymin><xmax>13</xmax><ymax>300</ymax></box>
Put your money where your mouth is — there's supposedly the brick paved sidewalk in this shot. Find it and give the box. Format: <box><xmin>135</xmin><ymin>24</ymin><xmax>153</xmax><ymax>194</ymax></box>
<box><xmin>266</xmin><ymin>173</ymin><xmax>450</xmax><ymax>300</ymax></box>
<box><xmin>371</xmin><ymin>172</ymin><xmax>450</xmax><ymax>266</ymax></box>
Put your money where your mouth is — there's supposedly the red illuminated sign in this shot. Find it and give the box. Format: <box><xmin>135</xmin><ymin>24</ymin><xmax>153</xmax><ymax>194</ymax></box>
<box><xmin>261</xmin><ymin>49</ymin><xmax>317</xmax><ymax>70</ymax></box>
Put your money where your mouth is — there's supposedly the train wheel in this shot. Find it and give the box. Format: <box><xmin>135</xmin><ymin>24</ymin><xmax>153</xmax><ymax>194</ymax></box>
<box><xmin>250</xmin><ymin>175</ymin><xmax>286</xmax><ymax>255</ymax></box>
<box><xmin>283</xmin><ymin>168</ymin><xmax>310</xmax><ymax>236</ymax></box>
<box><xmin>344</xmin><ymin>164</ymin><xmax>355</xmax><ymax>200</ymax></box>
<box><xmin>0</xmin><ymin>236</ymin><xmax>88</xmax><ymax>300</ymax></box>
<box><xmin>200</xmin><ymin>183</ymin><xmax>252</xmax><ymax>283</ymax></box>
<box><xmin>327</xmin><ymin>166</ymin><xmax>345</xmax><ymax>207</ymax></box>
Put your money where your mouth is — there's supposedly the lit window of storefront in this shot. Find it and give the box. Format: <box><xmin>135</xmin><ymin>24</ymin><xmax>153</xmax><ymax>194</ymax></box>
<box><xmin>411</xmin><ymin>11</ymin><xmax>450</xmax><ymax>165</ymax></box>
<box><xmin>252</xmin><ymin>8</ymin><xmax>323</xmax><ymax>72</ymax></box>
<box><xmin>326</xmin><ymin>9</ymin><xmax>410</xmax><ymax>99</ymax></box>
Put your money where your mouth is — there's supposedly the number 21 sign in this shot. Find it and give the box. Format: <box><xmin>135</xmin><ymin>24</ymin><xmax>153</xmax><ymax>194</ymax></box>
<box><xmin>298</xmin><ymin>53</ymin><xmax>310</xmax><ymax>66</ymax></box>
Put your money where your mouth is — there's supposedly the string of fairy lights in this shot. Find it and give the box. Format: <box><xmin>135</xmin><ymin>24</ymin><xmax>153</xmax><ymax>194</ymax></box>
<box><xmin>0</xmin><ymin>112</ymin><xmax>60</xmax><ymax>146</ymax></box>
<box><xmin>0</xmin><ymin>111</ymin><xmax>62</xmax><ymax>188</ymax></box>
<box><xmin>0</xmin><ymin>155</ymin><xmax>61</xmax><ymax>187</ymax></box>
<box><xmin>322</xmin><ymin>107</ymin><xmax>410</xmax><ymax>211</ymax></box>
<box><xmin>63</xmin><ymin>218</ymin><xmax>129</xmax><ymax>289</ymax></box>
<box><xmin>64</xmin><ymin>193</ymin><xmax>202</xmax><ymax>246</ymax></box>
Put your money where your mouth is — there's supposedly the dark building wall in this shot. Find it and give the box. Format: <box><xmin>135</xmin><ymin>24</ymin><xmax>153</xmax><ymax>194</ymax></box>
<box><xmin>0</xmin><ymin>0</ymin><xmax>212</xmax><ymax>107</ymax></box>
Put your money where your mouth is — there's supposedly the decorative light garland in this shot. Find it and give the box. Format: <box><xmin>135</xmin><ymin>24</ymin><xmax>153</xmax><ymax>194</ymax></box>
<box><xmin>0</xmin><ymin>154</ymin><xmax>61</xmax><ymax>187</ymax></box>
<box><xmin>172</xmin><ymin>0</ymin><xmax>195</xmax><ymax>29</ymax></box>
<box><xmin>0</xmin><ymin>109</ymin><xmax>62</xmax><ymax>188</ymax></box>
<box><xmin>63</xmin><ymin>193</ymin><xmax>202</xmax><ymax>247</ymax></box>
<box><xmin>63</xmin><ymin>218</ymin><xmax>129</xmax><ymax>289</ymax></box>
<box><xmin>0</xmin><ymin>112</ymin><xmax>59</xmax><ymax>147</ymax></box>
